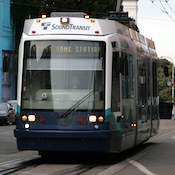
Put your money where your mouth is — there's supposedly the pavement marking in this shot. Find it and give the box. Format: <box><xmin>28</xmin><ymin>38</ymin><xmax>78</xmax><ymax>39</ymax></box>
<box><xmin>97</xmin><ymin>153</ymin><xmax>146</xmax><ymax>175</ymax></box>
<box><xmin>96</xmin><ymin>160</ymin><xmax>129</xmax><ymax>175</ymax></box>
<box><xmin>128</xmin><ymin>159</ymin><xmax>157</xmax><ymax>175</ymax></box>
<box><xmin>148</xmin><ymin>129</ymin><xmax>175</xmax><ymax>142</ymax></box>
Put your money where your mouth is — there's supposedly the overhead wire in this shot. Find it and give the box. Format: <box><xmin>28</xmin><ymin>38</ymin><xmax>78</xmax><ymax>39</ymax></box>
<box><xmin>159</xmin><ymin>0</ymin><xmax>175</xmax><ymax>22</ymax></box>
<box><xmin>150</xmin><ymin>0</ymin><xmax>175</xmax><ymax>22</ymax></box>
<box><xmin>165</xmin><ymin>0</ymin><xmax>175</xmax><ymax>15</ymax></box>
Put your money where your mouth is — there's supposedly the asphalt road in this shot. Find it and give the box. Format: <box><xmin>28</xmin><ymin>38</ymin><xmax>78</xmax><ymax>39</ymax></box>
<box><xmin>0</xmin><ymin>125</ymin><xmax>17</xmax><ymax>154</ymax></box>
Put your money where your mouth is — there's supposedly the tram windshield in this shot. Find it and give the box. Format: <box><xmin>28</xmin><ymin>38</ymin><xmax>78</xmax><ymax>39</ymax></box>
<box><xmin>22</xmin><ymin>40</ymin><xmax>105</xmax><ymax>111</ymax></box>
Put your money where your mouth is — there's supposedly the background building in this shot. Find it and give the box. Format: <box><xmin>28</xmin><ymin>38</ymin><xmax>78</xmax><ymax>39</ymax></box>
<box><xmin>122</xmin><ymin>0</ymin><xmax>138</xmax><ymax>23</ymax></box>
<box><xmin>0</xmin><ymin>0</ymin><xmax>16</xmax><ymax>101</ymax></box>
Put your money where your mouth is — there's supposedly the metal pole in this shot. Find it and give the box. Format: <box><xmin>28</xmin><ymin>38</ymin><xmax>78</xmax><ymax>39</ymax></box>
<box><xmin>160</xmin><ymin>56</ymin><xmax>174</xmax><ymax>103</ymax></box>
<box><xmin>116</xmin><ymin>0</ymin><xmax>122</xmax><ymax>12</ymax></box>
<box><xmin>172</xmin><ymin>63</ymin><xmax>174</xmax><ymax>103</ymax></box>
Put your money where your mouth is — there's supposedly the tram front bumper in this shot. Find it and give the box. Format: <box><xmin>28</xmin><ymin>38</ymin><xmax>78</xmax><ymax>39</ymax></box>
<box><xmin>14</xmin><ymin>129</ymin><xmax>113</xmax><ymax>152</ymax></box>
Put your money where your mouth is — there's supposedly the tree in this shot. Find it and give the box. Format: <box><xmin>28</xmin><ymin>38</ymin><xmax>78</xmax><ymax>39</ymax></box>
<box><xmin>11</xmin><ymin>0</ymin><xmax>117</xmax><ymax>47</ymax></box>
<box><xmin>158</xmin><ymin>59</ymin><xmax>174</xmax><ymax>102</ymax></box>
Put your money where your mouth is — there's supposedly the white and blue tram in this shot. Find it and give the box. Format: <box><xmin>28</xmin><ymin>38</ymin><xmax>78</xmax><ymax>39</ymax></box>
<box><xmin>14</xmin><ymin>12</ymin><xmax>159</xmax><ymax>154</ymax></box>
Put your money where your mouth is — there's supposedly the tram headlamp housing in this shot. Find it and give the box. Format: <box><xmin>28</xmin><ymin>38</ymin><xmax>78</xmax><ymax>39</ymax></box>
<box><xmin>28</xmin><ymin>114</ymin><xmax>36</xmax><ymax>122</ymax></box>
<box><xmin>98</xmin><ymin>116</ymin><xmax>105</xmax><ymax>122</ymax></box>
<box><xmin>88</xmin><ymin>114</ymin><xmax>105</xmax><ymax>123</ymax></box>
<box><xmin>88</xmin><ymin>114</ymin><xmax>97</xmax><ymax>123</ymax></box>
<box><xmin>21</xmin><ymin>114</ymin><xmax>36</xmax><ymax>122</ymax></box>
<box><xmin>21</xmin><ymin>115</ymin><xmax>28</xmax><ymax>122</ymax></box>
<box><xmin>84</xmin><ymin>15</ymin><xmax>90</xmax><ymax>19</ymax></box>
<box><xmin>60</xmin><ymin>17</ymin><xmax>69</xmax><ymax>24</ymax></box>
<box><xmin>41</xmin><ymin>14</ymin><xmax>47</xmax><ymax>18</ymax></box>
<box><xmin>25</xmin><ymin>123</ymin><xmax>30</xmax><ymax>129</ymax></box>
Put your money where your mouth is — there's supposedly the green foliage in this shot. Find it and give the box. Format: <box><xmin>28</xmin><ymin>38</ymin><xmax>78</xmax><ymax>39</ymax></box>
<box><xmin>158</xmin><ymin>59</ymin><xmax>173</xmax><ymax>102</ymax></box>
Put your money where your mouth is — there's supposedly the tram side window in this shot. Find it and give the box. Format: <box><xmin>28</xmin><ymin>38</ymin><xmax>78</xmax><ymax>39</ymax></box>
<box><xmin>111</xmin><ymin>52</ymin><xmax>120</xmax><ymax>112</ymax></box>
<box><xmin>152</xmin><ymin>62</ymin><xmax>158</xmax><ymax>97</ymax></box>
<box><xmin>138</xmin><ymin>67</ymin><xmax>146</xmax><ymax>104</ymax></box>
<box><xmin>147</xmin><ymin>61</ymin><xmax>151</xmax><ymax>99</ymax></box>
<box><xmin>122</xmin><ymin>54</ymin><xmax>133</xmax><ymax>99</ymax></box>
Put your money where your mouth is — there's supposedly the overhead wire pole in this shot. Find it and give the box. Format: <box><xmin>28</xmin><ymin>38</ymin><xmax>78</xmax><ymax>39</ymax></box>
<box><xmin>160</xmin><ymin>56</ymin><xmax>174</xmax><ymax>103</ymax></box>
<box><xmin>116</xmin><ymin>0</ymin><xmax>122</xmax><ymax>12</ymax></box>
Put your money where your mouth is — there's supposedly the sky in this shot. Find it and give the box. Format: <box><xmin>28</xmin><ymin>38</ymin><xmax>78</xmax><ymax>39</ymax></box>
<box><xmin>137</xmin><ymin>0</ymin><xmax>175</xmax><ymax>63</ymax></box>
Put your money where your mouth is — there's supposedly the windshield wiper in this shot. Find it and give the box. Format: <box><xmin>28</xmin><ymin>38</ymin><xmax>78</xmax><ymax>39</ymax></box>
<box><xmin>60</xmin><ymin>91</ymin><xmax>94</xmax><ymax>118</ymax></box>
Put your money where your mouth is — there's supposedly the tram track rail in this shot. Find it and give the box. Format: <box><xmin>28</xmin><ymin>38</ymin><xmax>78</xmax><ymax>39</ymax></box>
<box><xmin>0</xmin><ymin>155</ymin><xmax>41</xmax><ymax>175</ymax></box>
<box><xmin>51</xmin><ymin>164</ymin><xmax>97</xmax><ymax>175</ymax></box>
<box><xmin>0</xmin><ymin>143</ymin><xmax>162</xmax><ymax>175</ymax></box>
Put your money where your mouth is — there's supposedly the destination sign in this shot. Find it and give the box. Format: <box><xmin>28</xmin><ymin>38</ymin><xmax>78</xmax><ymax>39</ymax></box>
<box><xmin>28</xmin><ymin>41</ymin><xmax>105</xmax><ymax>58</ymax></box>
<box><xmin>31</xmin><ymin>46</ymin><xmax>100</xmax><ymax>53</ymax></box>
<box><xmin>56</xmin><ymin>46</ymin><xmax>100</xmax><ymax>53</ymax></box>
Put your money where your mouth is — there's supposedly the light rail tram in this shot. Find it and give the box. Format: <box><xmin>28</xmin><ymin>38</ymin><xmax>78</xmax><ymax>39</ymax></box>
<box><xmin>14</xmin><ymin>12</ymin><xmax>160</xmax><ymax>155</ymax></box>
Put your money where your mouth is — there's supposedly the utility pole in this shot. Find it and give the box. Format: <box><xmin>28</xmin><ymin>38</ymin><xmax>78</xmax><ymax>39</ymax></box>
<box><xmin>116</xmin><ymin>0</ymin><xmax>122</xmax><ymax>12</ymax></box>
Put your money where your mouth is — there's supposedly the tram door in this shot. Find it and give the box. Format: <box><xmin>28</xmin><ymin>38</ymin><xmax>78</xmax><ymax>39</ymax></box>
<box><xmin>137</xmin><ymin>59</ymin><xmax>151</xmax><ymax>143</ymax></box>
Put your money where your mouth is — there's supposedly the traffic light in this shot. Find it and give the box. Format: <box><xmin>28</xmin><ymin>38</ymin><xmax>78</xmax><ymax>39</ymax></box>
<box><xmin>163</xmin><ymin>66</ymin><xmax>169</xmax><ymax>77</ymax></box>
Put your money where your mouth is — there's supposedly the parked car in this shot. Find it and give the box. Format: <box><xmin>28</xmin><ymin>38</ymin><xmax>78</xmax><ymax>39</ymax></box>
<box><xmin>7</xmin><ymin>100</ymin><xmax>17</xmax><ymax>113</ymax></box>
<box><xmin>0</xmin><ymin>102</ymin><xmax>16</xmax><ymax>125</ymax></box>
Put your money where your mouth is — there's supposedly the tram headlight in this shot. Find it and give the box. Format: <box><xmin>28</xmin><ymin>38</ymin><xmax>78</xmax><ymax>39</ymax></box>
<box><xmin>25</xmin><ymin>123</ymin><xmax>30</xmax><ymax>129</ymax></box>
<box><xmin>88</xmin><ymin>114</ymin><xmax>97</xmax><ymax>123</ymax></box>
<box><xmin>22</xmin><ymin>115</ymin><xmax>28</xmax><ymax>122</ymax></box>
<box><xmin>28</xmin><ymin>114</ymin><xmax>36</xmax><ymax>122</ymax></box>
<box><xmin>98</xmin><ymin>115</ymin><xmax>105</xmax><ymax>122</ymax></box>
<box><xmin>60</xmin><ymin>17</ymin><xmax>69</xmax><ymax>24</ymax></box>
<box><xmin>41</xmin><ymin>14</ymin><xmax>47</xmax><ymax>18</ymax></box>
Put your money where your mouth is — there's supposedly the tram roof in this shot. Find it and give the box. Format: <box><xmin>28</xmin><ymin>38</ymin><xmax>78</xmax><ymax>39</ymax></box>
<box><xmin>23</xmin><ymin>16</ymin><xmax>121</xmax><ymax>36</ymax></box>
<box><xmin>22</xmin><ymin>13</ymin><xmax>156</xmax><ymax>50</ymax></box>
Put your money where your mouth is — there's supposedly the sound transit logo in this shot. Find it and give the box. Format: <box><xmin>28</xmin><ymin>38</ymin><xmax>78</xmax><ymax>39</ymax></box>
<box><xmin>41</xmin><ymin>22</ymin><xmax>90</xmax><ymax>31</ymax></box>
<box><xmin>41</xmin><ymin>22</ymin><xmax>51</xmax><ymax>30</ymax></box>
